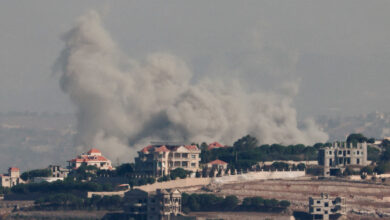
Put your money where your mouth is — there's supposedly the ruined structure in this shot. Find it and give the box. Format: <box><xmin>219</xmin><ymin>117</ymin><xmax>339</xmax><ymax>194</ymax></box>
<box><xmin>124</xmin><ymin>188</ymin><xmax>182</xmax><ymax>220</ymax></box>
<box><xmin>309</xmin><ymin>193</ymin><xmax>346</xmax><ymax>220</ymax></box>
<box><xmin>318</xmin><ymin>141</ymin><xmax>367</xmax><ymax>176</ymax></box>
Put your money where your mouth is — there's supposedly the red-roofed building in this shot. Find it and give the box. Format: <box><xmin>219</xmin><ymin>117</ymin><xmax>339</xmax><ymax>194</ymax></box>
<box><xmin>207</xmin><ymin>159</ymin><xmax>228</xmax><ymax>170</ymax></box>
<box><xmin>67</xmin><ymin>148</ymin><xmax>114</xmax><ymax>170</ymax></box>
<box><xmin>207</xmin><ymin>142</ymin><xmax>227</xmax><ymax>150</ymax></box>
<box><xmin>0</xmin><ymin>167</ymin><xmax>24</xmax><ymax>188</ymax></box>
<box><xmin>135</xmin><ymin>144</ymin><xmax>201</xmax><ymax>177</ymax></box>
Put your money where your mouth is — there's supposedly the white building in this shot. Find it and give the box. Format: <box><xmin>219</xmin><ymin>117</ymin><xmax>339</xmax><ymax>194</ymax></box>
<box><xmin>135</xmin><ymin>144</ymin><xmax>201</xmax><ymax>177</ymax></box>
<box><xmin>0</xmin><ymin>167</ymin><xmax>24</xmax><ymax>188</ymax></box>
<box><xmin>67</xmin><ymin>148</ymin><xmax>114</xmax><ymax>170</ymax></box>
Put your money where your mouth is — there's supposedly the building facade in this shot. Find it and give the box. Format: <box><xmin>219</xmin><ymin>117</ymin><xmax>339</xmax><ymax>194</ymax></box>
<box><xmin>67</xmin><ymin>148</ymin><xmax>114</xmax><ymax>170</ymax></box>
<box><xmin>318</xmin><ymin>142</ymin><xmax>368</xmax><ymax>176</ymax></box>
<box><xmin>309</xmin><ymin>193</ymin><xmax>346</xmax><ymax>220</ymax></box>
<box><xmin>124</xmin><ymin>188</ymin><xmax>182</xmax><ymax>220</ymax></box>
<box><xmin>49</xmin><ymin>165</ymin><xmax>70</xmax><ymax>178</ymax></box>
<box><xmin>135</xmin><ymin>145</ymin><xmax>201</xmax><ymax>177</ymax></box>
<box><xmin>207</xmin><ymin>159</ymin><xmax>228</xmax><ymax>170</ymax></box>
<box><xmin>0</xmin><ymin>167</ymin><xmax>24</xmax><ymax>188</ymax></box>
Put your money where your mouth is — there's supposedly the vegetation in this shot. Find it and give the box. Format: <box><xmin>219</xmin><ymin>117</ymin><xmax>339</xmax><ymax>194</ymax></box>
<box><xmin>182</xmin><ymin>193</ymin><xmax>290</xmax><ymax>213</ymax></box>
<box><xmin>20</xmin><ymin>169</ymin><xmax>52</xmax><ymax>181</ymax></box>
<box><xmin>35</xmin><ymin>193</ymin><xmax>123</xmax><ymax>211</ymax></box>
<box><xmin>201</xmin><ymin>135</ymin><xmax>319</xmax><ymax>170</ymax></box>
<box><xmin>11</xmin><ymin>180</ymin><xmax>114</xmax><ymax>194</ymax></box>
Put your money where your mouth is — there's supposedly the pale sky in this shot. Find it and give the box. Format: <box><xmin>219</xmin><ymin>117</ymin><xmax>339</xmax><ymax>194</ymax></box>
<box><xmin>1</xmin><ymin>1</ymin><xmax>390</xmax><ymax>119</ymax></box>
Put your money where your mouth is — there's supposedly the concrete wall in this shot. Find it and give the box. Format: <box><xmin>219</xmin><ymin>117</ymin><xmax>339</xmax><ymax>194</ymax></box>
<box><xmin>136</xmin><ymin>170</ymin><xmax>305</xmax><ymax>192</ymax></box>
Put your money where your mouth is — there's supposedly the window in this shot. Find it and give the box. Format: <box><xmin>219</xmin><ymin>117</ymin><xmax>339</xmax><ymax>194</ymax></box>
<box><xmin>324</xmin><ymin>202</ymin><xmax>329</xmax><ymax>207</ymax></box>
<box><xmin>357</xmin><ymin>159</ymin><xmax>360</xmax><ymax>164</ymax></box>
<box><xmin>191</xmin><ymin>154</ymin><xmax>196</xmax><ymax>159</ymax></box>
<box><xmin>182</xmin><ymin>161</ymin><xmax>188</xmax><ymax>167</ymax></box>
<box><xmin>316</xmin><ymin>208</ymin><xmax>321</xmax><ymax>211</ymax></box>
<box><xmin>317</xmin><ymin>200</ymin><xmax>321</xmax><ymax>204</ymax></box>
<box><xmin>338</xmin><ymin>151</ymin><xmax>342</xmax><ymax>155</ymax></box>
<box><xmin>182</xmin><ymin>153</ymin><xmax>188</xmax><ymax>158</ymax></box>
<box><xmin>174</xmin><ymin>153</ymin><xmax>181</xmax><ymax>158</ymax></box>
<box><xmin>325</xmin><ymin>211</ymin><xmax>328</xmax><ymax>214</ymax></box>
<box><xmin>357</xmin><ymin>151</ymin><xmax>360</xmax><ymax>155</ymax></box>
<box><xmin>174</xmin><ymin>161</ymin><xmax>180</xmax><ymax>167</ymax></box>
<box><xmin>347</xmin><ymin>150</ymin><xmax>350</xmax><ymax>155</ymax></box>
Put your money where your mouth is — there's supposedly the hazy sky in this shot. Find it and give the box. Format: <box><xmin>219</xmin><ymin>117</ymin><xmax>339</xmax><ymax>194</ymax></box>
<box><xmin>1</xmin><ymin>1</ymin><xmax>390</xmax><ymax>119</ymax></box>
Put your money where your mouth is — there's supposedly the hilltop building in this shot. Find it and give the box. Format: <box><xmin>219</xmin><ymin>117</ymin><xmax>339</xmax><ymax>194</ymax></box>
<box><xmin>135</xmin><ymin>144</ymin><xmax>201</xmax><ymax>177</ymax></box>
<box><xmin>318</xmin><ymin>142</ymin><xmax>368</xmax><ymax>176</ymax></box>
<box><xmin>207</xmin><ymin>142</ymin><xmax>228</xmax><ymax>150</ymax></box>
<box><xmin>0</xmin><ymin>167</ymin><xmax>24</xmax><ymax>188</ymax></box>
<box><xmin>33</xmin><ymin>165</ymin><xmax>70</xmax><ymax>183</ymax></box>
<box><xmin>124</xmin><ymin>188</ymin><xmax>182</xmax><ymax>220</ymax></box>
<box><xmin>309</xmin><ymin>193</ymin><xmax>346</xmax><ymax>220</ymax></box>
<box><xmin>67</xmin><ymin>148</ymin><xmax>114</xmax><ymax>170</ymax></box>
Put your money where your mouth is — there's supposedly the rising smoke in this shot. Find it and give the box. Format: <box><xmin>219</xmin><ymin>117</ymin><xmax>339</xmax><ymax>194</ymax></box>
<box><xmin>56</xmin><ymin>11</ymin><xmax>328</xmax><ymax>161</ymax></box>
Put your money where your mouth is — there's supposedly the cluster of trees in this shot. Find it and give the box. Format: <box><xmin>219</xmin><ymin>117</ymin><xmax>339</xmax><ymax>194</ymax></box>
<box><xmin>157</xmin><ymin>168</ymin><xmax>192</xmax><ymax>182</ymax></box>
<box><xmin>11</xmin><ymin>180</ymin><xmax>114</xmax><ymax>194</ymax></box>
<box><xmin>35</xmin><ymin>194</ymin><xmax>123</xmax><ymax>211</ymax></box>
<box><xmin>182</xmin><ymin>193</ymin><xmax>290</xmax><ymax>213</ymax></box>
<box><xmin>20</xmin><ymin>169</ymin><xmax>52</xmax><ymax>181</ymax></box>
<box><xmin>200</xmin><ymin>135</ymin><xmax>319</xmax><ymax>170</ymax></box>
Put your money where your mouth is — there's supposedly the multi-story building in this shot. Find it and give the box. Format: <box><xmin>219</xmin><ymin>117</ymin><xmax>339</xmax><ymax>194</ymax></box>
<box><xmin>0</xmin><ymin>167</ymin><xmax>24</xmax><ymax>188</ymax></box>
<box><xmin>318</xmin><ymin>141</ymin><xmax>368</xmax><ymax>176</ymax></box>
<box><xmin>67</xmin><ymin>148</ymin><xmax>114</xmax><ymax>170</ymax></box>
<box><xmin>124</xmin><ymin>188</ymin><xmax>182</xmax><ymax>220</ymax></box>
<box><xmin>309</xmin><ymin>193</ymin><xmax>346</xmax><ymax>220</ymax></box>
<box><xmin>49</xmin><ymin>165</ymin><xmax>70</xmax><ymax>178</ymax></box>
<box><xmin>135</xmin><ymin>144</ymin><xmax>201</xmax><ymax>177</ymax></box>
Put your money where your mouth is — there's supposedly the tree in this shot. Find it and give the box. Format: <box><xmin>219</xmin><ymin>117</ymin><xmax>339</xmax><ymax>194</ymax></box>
<box><xmin>21</xmin><ymin>169</ymin><xmax>52</xmax><ymax>181</ymax></box>
<box><xmin>346</xmin><ymin>133</ymin><xmax>368</xmax><ymax>144</ymax></box>
<box><xmin>170</xmin><ymin>168</ymin><xmax>188</xmax><ymax>179</ymax></box>
<box><xmin>297</xmin><ymin>163</ymin><xmax>306</xmax><ymax>171</ymax></box>
<box><xmin>223</xmin><ymin>195</ymin><xmax>239</xmax><ymax>210</ymax></box>
<box><xmin>233</xmin><ymin>135</ymin><xmax>258</xmax><ymax>151</ymax></box>
<box><xmin>279</xmin><ymin>200</ymin><xmax>291</xmax><ymax>208</ymax></box>
<box><xmin>115</xmin><ymin>163</ymin><xmax>134</xmax><ymax>176</ymax></box>
<box><xmin>251</xmin><ymin>196</ymin><xmax>264</xmax><ymax>208</ymax></box>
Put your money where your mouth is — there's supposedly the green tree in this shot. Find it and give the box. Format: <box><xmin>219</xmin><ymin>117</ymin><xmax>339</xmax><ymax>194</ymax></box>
<box><xmin>233</xmin><ymin>135</ymin><xmax>258</xmax><ymax>151</ymax></box>
<box><xmin>223</xmin><ymin>195</ymin><xmax>239</xmax><ymax>210</ymax></box>
<box><xmin>170</xmin><ymin>168</ymin><xmax>189</xmax><ymax>179</ymax></box>
<box><xmin>21</xmin><ymin>169</ymin><xmax>52</xmax><ymax>181</ymax></box>
<box><xmin>279</xmin><ymin>200</ymin><xmax>291</xmax><ymax>208</ymax></box>
<box><xmin>346</xmin><ymin>133</ymin><xmax>368</xmax><ymax>144</ymax></box>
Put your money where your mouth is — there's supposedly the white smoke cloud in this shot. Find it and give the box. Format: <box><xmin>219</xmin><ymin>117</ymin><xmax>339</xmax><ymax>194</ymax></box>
<box><xmin>56</xmin><ymin>10</ymin><xmax>328</xmax><ymax>161</ymax></box>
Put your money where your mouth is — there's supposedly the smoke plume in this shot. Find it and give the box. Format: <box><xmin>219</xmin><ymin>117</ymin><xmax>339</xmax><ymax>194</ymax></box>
<box><xmin>56</xmin><ymin>11</ymin><xmax>328</xmax><ymax>161</ymax></box>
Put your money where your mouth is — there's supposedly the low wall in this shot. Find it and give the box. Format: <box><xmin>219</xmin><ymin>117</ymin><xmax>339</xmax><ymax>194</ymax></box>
<box><xmin>136</xmin><ymin>170</ymin><xmax>305</xmax><ymax>192</ymax></box>
<box><xmin>212</xmin><ymin>170</ymin><xmax>305</xmax><ymax>184</ymax></box>
<box><xmin>87</xmin><ymin>190</ymin><xmax>129</xmax><ymax>198</ymax></box>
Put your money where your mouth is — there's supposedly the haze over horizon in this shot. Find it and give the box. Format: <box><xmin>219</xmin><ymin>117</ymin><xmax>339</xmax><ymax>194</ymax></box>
<box><xmin>1</xmin><ymin>1</ymin><xmax>390</xmax><ymax>170</ymax></box>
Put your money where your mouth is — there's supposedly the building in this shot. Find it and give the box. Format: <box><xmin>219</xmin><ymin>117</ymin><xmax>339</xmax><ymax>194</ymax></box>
<box><xmin>67</xmin><ymin>148</ymin><xmax>114</xmax><ymax>170</ymax></box>
<box><xmin>0</xmin><ymin>167</ymin><xmax>24</xmax><ymax>188</ymax></box>
<box><xmin>318</xmin><ymin>141</ymin><xmax>368</xmax><ymax>176</ymax></box>
<box><xmin>207</xmin><ymin>142</ymin><xmax>228</xmax><ymax>150</ymax></box>
<box><xmin>124</xmin><ymin>188</ymin><xmax>182</xmax><ymax>220</ymax></box>
<box><xmin>309</xmin><ymin>193</ymin><xmax>346</xmax><ymax>220</ymax></box>
<box><xmin>207</xmin><ymin>159</ymin><xmax>228</xmax><ymax>170</ymax></box>
<box><xmin>49</xmin><ymin>165</ymin><xmax>70</xmax><ymax>178</ymax></box>
<box><xmin>135</xmin><ymin>144</ymin><xmax>201</xmax><ymax>177</ymax></box>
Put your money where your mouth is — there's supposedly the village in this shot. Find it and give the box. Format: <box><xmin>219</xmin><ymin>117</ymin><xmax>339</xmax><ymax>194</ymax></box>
<box><xmin>1</xmin><ymin>134</ymin><xmax>390</xmax><ymax>219</ymax></box>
